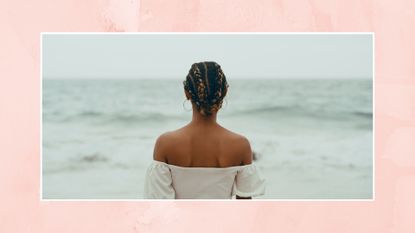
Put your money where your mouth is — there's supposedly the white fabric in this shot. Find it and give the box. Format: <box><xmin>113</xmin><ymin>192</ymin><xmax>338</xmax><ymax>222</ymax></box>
<box><xmin>143</xmin><ymin>160</ymin><xmax>265</xmax><ymax>199</ymax></box>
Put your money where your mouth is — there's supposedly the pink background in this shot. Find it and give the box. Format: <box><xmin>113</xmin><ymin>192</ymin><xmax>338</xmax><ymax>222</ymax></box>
<box><xmin>1</xmin><ymin>0</ymin><xmax>414</xmax><ymax>232</ymax></box>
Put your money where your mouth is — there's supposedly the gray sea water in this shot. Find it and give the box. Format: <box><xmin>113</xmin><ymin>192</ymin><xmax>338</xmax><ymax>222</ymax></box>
<box><xmin>42</xmin><ymin>78</ymin><xmax>373</xmax><ymax>199</ymax></box>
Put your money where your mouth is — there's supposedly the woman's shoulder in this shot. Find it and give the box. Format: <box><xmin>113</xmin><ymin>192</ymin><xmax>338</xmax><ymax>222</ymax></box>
<box><xmin>156</xmin><ymin>127</ymin><xmax>186</xmax><ymax>142</ymax></box>
<box><xmin>219</xmin><ymin>127</ymin><xmax>253</xmax><ymax>165</ymax></box>
<box><xmin>153</xmin><ymin>128</ymin><xmax>187</xmax><ymax>155</ymax></box>
<box><xmin>153</xmin><ymin>130</ymin><xmax>180</xmax><ymax>162</ymax></box>
<box><xmin>154</xmin><ymin>126</ymin><xmax>252</xmax><ymax>165</ymax></box>
<box><xmin>220</xmin><ymin>127</ymin><xmax>250</xmax><ymax>143</ymax></box>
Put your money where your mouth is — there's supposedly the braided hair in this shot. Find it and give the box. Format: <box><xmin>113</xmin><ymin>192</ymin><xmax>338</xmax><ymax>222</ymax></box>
<box><xmin>183</xmin><ymin>61</ymin><xmax>229</xmax><ymax>117</ymax></box>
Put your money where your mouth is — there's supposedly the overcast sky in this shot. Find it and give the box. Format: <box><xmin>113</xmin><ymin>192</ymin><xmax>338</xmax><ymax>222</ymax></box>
<box><xmin>42</xmin><ymin>34</ymin><xmax>373</xmax><ymax>79</ymax></box>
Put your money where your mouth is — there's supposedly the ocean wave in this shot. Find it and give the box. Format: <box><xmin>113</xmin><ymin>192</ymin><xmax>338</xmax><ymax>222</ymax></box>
<box><xmin>46</xmin><ymin>106</ymin><xmax>372</xmax><ymax>125</ymax></box>
<box><xmin>228</xmin><ymin>105</ymin><xmax>373</xmax><ymax>121</ymax></box>
<box><xmin>228</xmin><ymin>105</ymin><xmax>298</xmax><ymax>116</ymax></box>
<box><xmin>79</xmin><ymin>153</ymin><xmax>108</xmax><ymax>163</ymax></box>
<box><xmin>54</xmin><ymin>111</ymin><xmax>175</xmax><ymax>124</ymax></box>
<box><xmin>351</xmin><ymin>111</ymin><xmax>373</xmax><ymax>119</ymax></box>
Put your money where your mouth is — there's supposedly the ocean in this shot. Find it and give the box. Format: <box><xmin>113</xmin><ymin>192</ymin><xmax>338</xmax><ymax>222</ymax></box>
<box><xmin>42</xmin><ymin>78</ymin><xmax>373</xmax><ymax>199</ymax></box>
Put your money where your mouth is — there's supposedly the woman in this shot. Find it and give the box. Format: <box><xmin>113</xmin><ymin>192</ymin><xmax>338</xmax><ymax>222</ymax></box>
<box><xmin>144</xmin><ymin>61</ymin><xmax>265</xmax><ymax>199</ymax></box>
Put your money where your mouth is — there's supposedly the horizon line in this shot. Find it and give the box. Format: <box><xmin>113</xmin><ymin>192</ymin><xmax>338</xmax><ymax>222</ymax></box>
<box><xmin>42</xmin><ymin>76</ymin><xmax>373</xmax><ymax>80</ymax></box>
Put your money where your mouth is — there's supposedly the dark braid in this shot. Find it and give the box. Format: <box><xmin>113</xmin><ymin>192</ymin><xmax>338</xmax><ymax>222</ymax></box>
<box><xmin>183</xmin><ymin>61</ymin><xmax>229</xmax><ymax>116</ymax></box>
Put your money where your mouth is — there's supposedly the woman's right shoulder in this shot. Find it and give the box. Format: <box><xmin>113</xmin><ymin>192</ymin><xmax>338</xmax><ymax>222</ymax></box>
<box><xmin>221</xmin><ymin>127</ymin><xmax>249</xmax><ymax>142</ymax></box>
<box><xmin>221</xmin><ymin>128</ymin><xmax>253</xmax><ymax>165</ymax></box>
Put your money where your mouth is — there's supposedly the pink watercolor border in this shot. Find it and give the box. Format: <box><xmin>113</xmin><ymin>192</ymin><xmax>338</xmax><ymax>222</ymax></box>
<box><xmin>1</xmin><ymin>0</ymin><xmax>414</xmax><ymax>232</ymax></box>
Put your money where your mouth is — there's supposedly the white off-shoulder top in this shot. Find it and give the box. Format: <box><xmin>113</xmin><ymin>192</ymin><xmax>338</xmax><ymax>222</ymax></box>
<box><xmin>143</xmin><ymin>160</ymin><xmax>265</xmax><ymax>199</ymax></box>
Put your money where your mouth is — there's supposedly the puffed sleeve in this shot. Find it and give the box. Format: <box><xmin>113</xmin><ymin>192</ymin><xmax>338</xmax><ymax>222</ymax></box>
<box><xmin>232</xmin><ymin>163</ymin><xmax>266</xmax><ymax>198</ymax></box>
<box><xmin>143</xmin><ymin>161</ymin><xmax>175</xmax><ymax>199</ymax></box>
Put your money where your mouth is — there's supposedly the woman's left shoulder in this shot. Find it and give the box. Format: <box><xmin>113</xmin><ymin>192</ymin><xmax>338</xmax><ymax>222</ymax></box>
<box><xmin>153</xmin><ymin>131</ymin><xmax>175</xmax><ymax>162</ymax></box>
<box><xmin>154</xmin><ymin>129</ymin><xmax>183</xmax><ymax>152</ymax></box>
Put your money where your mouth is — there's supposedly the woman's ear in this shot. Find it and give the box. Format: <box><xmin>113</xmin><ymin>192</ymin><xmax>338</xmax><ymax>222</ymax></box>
<box><xmin>184</xmin><ymin>90</ymin><xmax>191</xmax><ymax>100</ymax></box>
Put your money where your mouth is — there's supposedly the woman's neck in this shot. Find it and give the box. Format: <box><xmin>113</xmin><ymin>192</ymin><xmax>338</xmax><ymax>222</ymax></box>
<box><xmin>190</xmin><ymin>107</ymin><xmax>218</xmax><ymax>126</ymax></box>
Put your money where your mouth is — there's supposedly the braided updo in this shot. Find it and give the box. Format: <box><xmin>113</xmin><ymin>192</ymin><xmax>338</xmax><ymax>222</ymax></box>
<box><xmin>183</xmin><ymin>61</ymin><xmax>229</xmax><ymax>117</ymax></box>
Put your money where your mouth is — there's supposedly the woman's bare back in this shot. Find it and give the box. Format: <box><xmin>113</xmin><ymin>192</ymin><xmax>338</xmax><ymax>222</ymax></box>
<box><xmin>146</xmin><ymin>62</ymin><xmax>262</xmax><ymax>199</ymax></box>
<box><xmin>153</xmin><ymin>123</ymin><xmax>252</xmax><ymax>168</ymax></box>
